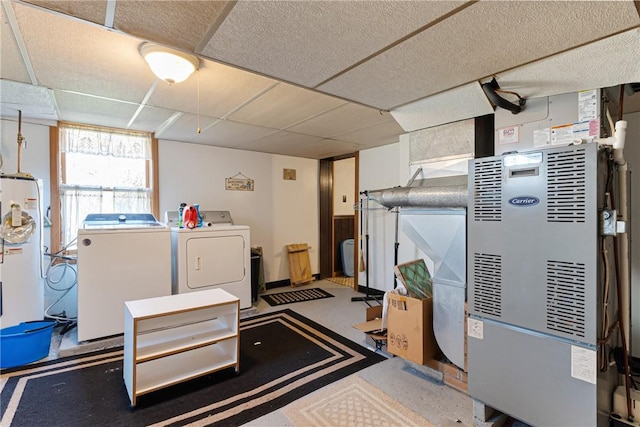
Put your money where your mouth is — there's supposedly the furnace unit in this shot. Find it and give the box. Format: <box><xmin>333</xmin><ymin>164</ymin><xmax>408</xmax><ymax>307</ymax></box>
<box><xmin>467</xmin><ymin>142</ymin><xmax>618</xmax><ymax>426</ymax></box>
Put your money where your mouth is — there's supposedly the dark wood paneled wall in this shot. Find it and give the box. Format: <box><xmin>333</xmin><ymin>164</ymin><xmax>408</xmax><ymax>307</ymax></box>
<box><xmin>319</xmin><ymin>159</ymin><xmax>333</xmax><ymax>279</ymax></box>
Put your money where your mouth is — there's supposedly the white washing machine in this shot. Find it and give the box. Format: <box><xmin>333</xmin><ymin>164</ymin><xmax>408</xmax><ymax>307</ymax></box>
<box><xmin>77</xmin><ymin>213</ymin><xmax>171</xmax><ymax>341</ymax></box>
<box><xmin>167</xmin><ymin>210</ymin><xmax>251</xmax><ymax>310</ymax></box>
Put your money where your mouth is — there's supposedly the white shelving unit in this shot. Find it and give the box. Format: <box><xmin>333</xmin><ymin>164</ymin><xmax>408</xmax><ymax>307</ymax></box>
<box><xmin>123</xmin><ymin>288</ymin><xmax>240</xmax><ymax>406</ymax></box>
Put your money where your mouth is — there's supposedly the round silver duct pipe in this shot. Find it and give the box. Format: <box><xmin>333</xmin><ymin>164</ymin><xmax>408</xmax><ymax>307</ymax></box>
<box><xmin>371</xmin><ymin>184</ymin><xmax>468</xmax><ymax>209</ymax></box>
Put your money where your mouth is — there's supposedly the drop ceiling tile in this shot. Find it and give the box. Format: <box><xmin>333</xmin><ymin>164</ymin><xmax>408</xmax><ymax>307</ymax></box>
<box><xmin>493</xmin><ymin>28</ymin><xmax>640</xmax><ymax>101</ymax></box>
<box><xmin>391</xmin><ymin>82</ymin><xmax>494</xmax><ymax>132</ymax></box>
<box><xmin>0</xmin><ymin>3</ymin><xmax>31</xmax><ymax>83</ymax></box>
<box><xmin>336</xmin><ymin>120</ymin><xmax>404</xmax><ymax>147</ymax></box>
<box><xmin>193</xmin><ymin>119</ymin><xmax>277</xmax><ymax>147</ymax></box>
<box><xmin>228</xmin><ymin>84</ymin><xmax>346</xmax><ymax>130</ymax></box>
<box><xmin>242</xmin><ymin>135</ymin><xmax>362</xmax><ymax>159</ymax></box>
<box><xmin>201</xmin><ymin>1</ymin><xmax>465</xmax><ymax>87</ymax></box>
<box><xmin>318</xmin><ymin>1</ymin><xmax>640</xmax><ymax>110</ymax></box>
<box><xmin>231</xmin><ymin>132</ymin><xmax>320</xmax><ymax>157</ymax></box>
<box><xmin>127</xmin><ymin>105</ymin><xmax>180</xmax><ymax>134</ymax></box>
<box><xmin>114</xmin><ymin>1</ymin><xmax>231</xmax><ymax>52</ymax></box>
<box><xmin>54</xmin><ymin>90</ymin><xmax>140</xmax><ymax>131</ymax></box>
<box><xmin>255</xmin><ymin>130</ymin><xmax>323</xmax><ymax>147</ymax></box>
<box><xmin>278</xmin><ymin>138</ymin><xmax>361</xmax><ymax>160</ymax></box>
<box><xmin>287</xmin><ymin>104</ymin><xmax>396</xmax><ymax>138</ymax></box>
<box><xmin>14</xmin><ymin>3</ymin><xmax>154</xmax><ymax>103</ymax></box>
<box><xmin>0</xmin><ymin>80</ymin><xmax>57</xmax><ymax>121</ymax></box>
<box><xmin>153</xmin><ymin>112</ymin><xmax>218</xmax><ymax>142</ymax></box>
<box><xmin>22</xmin><ymin>0</ymin><xmax>107</xmax><ymax>26</ymax></box>
<box><xmin>148</xmin><ymin>60</ymin><xmax>277</xmax><ymax>119</ymax></box>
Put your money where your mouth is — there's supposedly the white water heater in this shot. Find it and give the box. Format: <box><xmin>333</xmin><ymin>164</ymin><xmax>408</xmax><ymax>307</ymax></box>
<box><xmin>0</xmin><ymin>175</ymin><xmax>44</xmax><ymax>327</ymax></box>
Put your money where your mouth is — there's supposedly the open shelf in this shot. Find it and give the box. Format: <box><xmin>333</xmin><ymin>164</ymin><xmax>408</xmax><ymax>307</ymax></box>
<box><xmin>124</xmin><ymin>289</ymin><xmax>240</xmax><ymax>406</ymax></box>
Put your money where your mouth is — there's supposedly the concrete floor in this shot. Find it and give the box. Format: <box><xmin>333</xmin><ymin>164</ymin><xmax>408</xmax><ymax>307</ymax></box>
<box><xmin>48</xmin><ymin>280</ymin><xmax>509</xmax><ymax>427</ymax></box>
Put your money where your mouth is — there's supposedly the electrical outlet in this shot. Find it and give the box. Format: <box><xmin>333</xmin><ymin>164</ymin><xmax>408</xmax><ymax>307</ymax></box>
<box><xmin>601</xmin><ymin>209</ymin><xmax>616</xmax><ymax>236</ymax></box>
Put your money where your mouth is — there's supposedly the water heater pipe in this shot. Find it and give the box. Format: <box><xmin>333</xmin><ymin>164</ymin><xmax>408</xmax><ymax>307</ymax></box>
<box><xmin>613</xmin><ymin>120</ymin><xmax>627</xmax><ymax>166</ymax></box>
<box><xmin>17</xmin><ymin>110</ymin><xmax>25</xmax><ymax>174</ymax></box>
<box><xmin>608</xmin><ymin>120</ymin><xmax>630</xmax><ymax>346</ymax></box>
<box><xmin>615</xmin><ymin>123</ymin><xmax>630</xmax><ymax>349</ymax></box>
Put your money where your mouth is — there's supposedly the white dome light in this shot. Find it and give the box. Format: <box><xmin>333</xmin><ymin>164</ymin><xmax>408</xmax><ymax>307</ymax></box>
<box><xmin>140</xmin><ymin>43</ymin><xmax>199</xmax><ymax>85</ymax></box>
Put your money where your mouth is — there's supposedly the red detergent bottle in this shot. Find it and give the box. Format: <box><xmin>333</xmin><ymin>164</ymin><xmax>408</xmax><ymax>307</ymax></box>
<box><xmin>182</xmin><ymin>205</ymin><xmax>198</xmax><ymax>229</ymax></box>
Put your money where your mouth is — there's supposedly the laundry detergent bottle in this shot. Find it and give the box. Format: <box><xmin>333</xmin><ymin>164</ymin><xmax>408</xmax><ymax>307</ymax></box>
<box><xmin>182</xmin><ymin>205</ymin><xmax>198</xmax><ymax>229</ymax></box>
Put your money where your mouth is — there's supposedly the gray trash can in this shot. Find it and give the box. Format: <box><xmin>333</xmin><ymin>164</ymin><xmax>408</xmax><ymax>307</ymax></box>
<box><xmin>340</xmin><ymin>239</ymin><xmax>355</xmax><ymax>277</ymax></box>
<box><xmin>251</xmin><ymin>249</ymin><xmax>262</xmax><ymax>302</ymax></box>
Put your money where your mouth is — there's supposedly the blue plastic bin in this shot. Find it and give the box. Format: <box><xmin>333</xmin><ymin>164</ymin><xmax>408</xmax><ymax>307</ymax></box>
<box><xmin>0</xmin><ymin>321</ymin><xmax>55</xmax><ymax>369</ymax></box>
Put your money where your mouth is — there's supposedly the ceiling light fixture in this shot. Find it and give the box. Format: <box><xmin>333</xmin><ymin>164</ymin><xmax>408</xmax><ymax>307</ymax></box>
<box><xmin>140</xmin><ymin>42</ymin><xmax>200</xmax><ymax>85</ymax></box>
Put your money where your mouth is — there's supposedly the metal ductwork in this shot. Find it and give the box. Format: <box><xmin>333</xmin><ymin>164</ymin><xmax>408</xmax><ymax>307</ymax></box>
<box><xmin>375</xmin><ymin>184</ymin><xmax>468</xmax><ymax>209</ymax></box>
<box><xmin>368</xmin><ymin>176</ymin><xmax>469</xmax><ymax>369</ymax></box>
<box><xmin>365</xmin><ymin>116</ymin><xmax>493</xmax><ymax>369</ymax></box>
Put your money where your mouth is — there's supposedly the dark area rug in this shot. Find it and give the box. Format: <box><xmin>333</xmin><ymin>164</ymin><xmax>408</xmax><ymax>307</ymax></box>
<box><xmin>261</xmin><ymin>288</ymin><xmax>334</xmax><ymax>306</ymax></box>
<box><xmin>0</xmin><ymin>309</ymin><xmax>384</xmax><ymax>427</ymax></box>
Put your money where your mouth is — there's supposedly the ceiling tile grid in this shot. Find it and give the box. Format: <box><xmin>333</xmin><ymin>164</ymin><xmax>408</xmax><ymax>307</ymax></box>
<box><xmin>317</xmin><ymin>0</ymin><xmax>640</xmax><ymax>110</ymax></box>
<box><xmin>152</xmin><ymin>111</ymin><xmax>218</xmax><ymax>142</ymax></box>
<box><xmin>333</xmin><ymin>119</ymin><xmax>404</xmax><ymax>147</ymax></box>
<box><xmin>114</xmin><ymin>1</ymin><xmax>229</xmax><ymax>53</ymax></box>
<box><xmin>493</xmin><ymin>28</ymin><xmax>640</xmax><ymax>100</ymax></box>
<box><xmin>190</xmin><ymin>119</ymin><xmax>279</xmax><ymax>148</ymax></box>
<box><xmin>0</xmin><ymin>80</ymin><xmax>57</xmax><ymax>120</ymax></box>
<box><xmin>148</xmin><ymin>60</ymin><xmax>277</xmax><ymax>119</ymax></box>
<box><xmin>53</xmin><ymin>90</ymin><xmax>141</xmax><ymax>130</ymax></box>
<box><xmin>130</xmin><ymin>104</ymin><xmax>190</xmax><ymax>135</ymax></box>
<box><xmin>287</xmin><ymin>104</ymin><xmax>396</xmax><ymax>139</ymax></box>
<box><xmin>14</xmin><ymin>3</ymin><xmax>155</xmax><ymax>103</ymax></box>
<box><xmin>22</xmin><ymin>0</ymin><xmax>107</xmax><ymax>26</ymax></box>
<box><xmin>2</xmin><ymin>0</ymin><xmax>640</xmax><ymax>159</ymax></box>
<box><xmin>227</xmin><ymin>83</ymin><xmax>347</xmax><ymax>130</ymax></box>
<box><xmin>1</xmin><ymin>3</ymin><xmax>32</xmax><ymax>83</ymax></box>
<box><xmin>200</xmin><ymin>0</ymin><xmax>466</xmax><ymax>88</ymax></box>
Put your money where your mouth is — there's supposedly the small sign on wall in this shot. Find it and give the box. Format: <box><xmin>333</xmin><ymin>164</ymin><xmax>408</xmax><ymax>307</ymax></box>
<box><xmin>225</xmin><ymin>172</ymin><xmax>254</xmax><ymax>191</ymax></box>
<box><xmin>283</xmin><ymin>169</ymin><xmax>296</xmax><ymax>180</ymax></box>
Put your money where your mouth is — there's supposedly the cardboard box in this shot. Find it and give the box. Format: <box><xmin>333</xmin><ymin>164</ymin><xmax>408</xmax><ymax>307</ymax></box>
<box><xmin>387</xmin><ymin>293</ymin><xmax>439</xmax><ymax>365</ymax></box>
<box><xmin>353</xmin><ymin>305</ymin><xmax>384</xmax><ymax>335</ymax></box>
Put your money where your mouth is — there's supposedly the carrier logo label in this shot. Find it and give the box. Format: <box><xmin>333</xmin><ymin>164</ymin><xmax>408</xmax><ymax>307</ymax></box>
<box><xmin>508</xmin><ymin>196</ymin><xmax>540</xmax><ymax>207</ymax></box>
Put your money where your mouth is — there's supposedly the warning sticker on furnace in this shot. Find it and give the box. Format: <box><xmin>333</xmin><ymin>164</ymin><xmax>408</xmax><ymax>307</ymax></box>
<box><xmin>467</xmin><ymin>318</ymin><xmax>483</xmax><ymax>340</ymax></box>
<box><xmin>571</xmin><ymin>345</ymin><xmax>596</xmax><ymax>384</ymax></box>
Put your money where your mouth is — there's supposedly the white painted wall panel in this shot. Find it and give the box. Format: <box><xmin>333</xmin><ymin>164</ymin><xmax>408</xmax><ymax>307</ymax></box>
<box><xmin>333</xmin><ymin>158</ymin><xmax>355</xmax><ymax>217</ymax></box>
<box><xmin>158</xmin><ymin>140</ymin><xmax>319</xmax><ymax>283</ymax></box>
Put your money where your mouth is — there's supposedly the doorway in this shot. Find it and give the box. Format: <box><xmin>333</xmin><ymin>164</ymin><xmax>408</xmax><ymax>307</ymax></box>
<box><xmin>319</xmin><ymin>153</ymin><xmax>358</xmax><ymax>291</ymax></box>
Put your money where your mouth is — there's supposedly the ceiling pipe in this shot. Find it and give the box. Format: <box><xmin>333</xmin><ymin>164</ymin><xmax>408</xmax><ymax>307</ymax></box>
<box><xmin>481</xmin><ymin>77</ymin><xmax>526</xmax><ymax>114</ymax></box>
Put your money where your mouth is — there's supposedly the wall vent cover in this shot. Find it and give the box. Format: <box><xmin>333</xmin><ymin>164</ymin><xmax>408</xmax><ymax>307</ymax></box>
<box><xmin>547</xmin><ymin>148</ymin><xmax>586</xmax><ymax>223</ymax></box>
<box><xmin>546</xmin><ymin>260</ymin><xmax>586</xmax><ymax>338</ymax></box>
<box><xmin>472</xmin><ymin>253</ymin><xmax>502</xmax><ymax>317</ymax></box>
<box><xmin>473</xmin><ymin>158</ymin><xmax>502</xmax><ymax>222</ymax></box>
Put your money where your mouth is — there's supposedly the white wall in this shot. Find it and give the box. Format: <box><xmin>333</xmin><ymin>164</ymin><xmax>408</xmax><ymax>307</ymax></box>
<box><xmin>333</xmin><ymin>157</ymin><xmax>355</xmax><ymax>216</ymax></box>
<box><xmin>358</xmin><ymin>142</ymin><xmax>410</xmax><ymax>292</ymax></box>
<box><xmin>358</xmin><ymin>138</ymin><xmax>434</xmax><ymax>293</ymax></box>
<box><xmin>0</xmin><ymin>120</ymin><xmax>321</xmax><ymax>324</ymax></box>
<box><xmin>158</xmin><ymin>140</ymin><xmax>319</xmax><ymax>283</ymax></box>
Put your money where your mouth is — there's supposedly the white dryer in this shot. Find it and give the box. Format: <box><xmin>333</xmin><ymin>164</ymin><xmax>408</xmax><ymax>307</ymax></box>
<box><xmin>167</xmin><ymin>210</ymin><xmax>251</xmax><ymax>309</ymax></box>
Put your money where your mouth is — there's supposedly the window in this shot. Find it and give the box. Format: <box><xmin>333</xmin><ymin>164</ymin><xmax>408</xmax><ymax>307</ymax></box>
<box><xmin>50</xmin><ymin>123</ymin><xmax>158</xmax><ymax>252</ymax></box>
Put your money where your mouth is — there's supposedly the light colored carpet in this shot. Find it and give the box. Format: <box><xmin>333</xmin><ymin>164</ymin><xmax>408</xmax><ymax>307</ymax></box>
<box><xmin>283</xmin><ymin>375</ymin><xmax>434</xmax><ymax>427</ymax></box>
<box><xmin>326</xmin><ymin>276</ymin><xmax>354</xmax><ymax>288</ymax></box>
